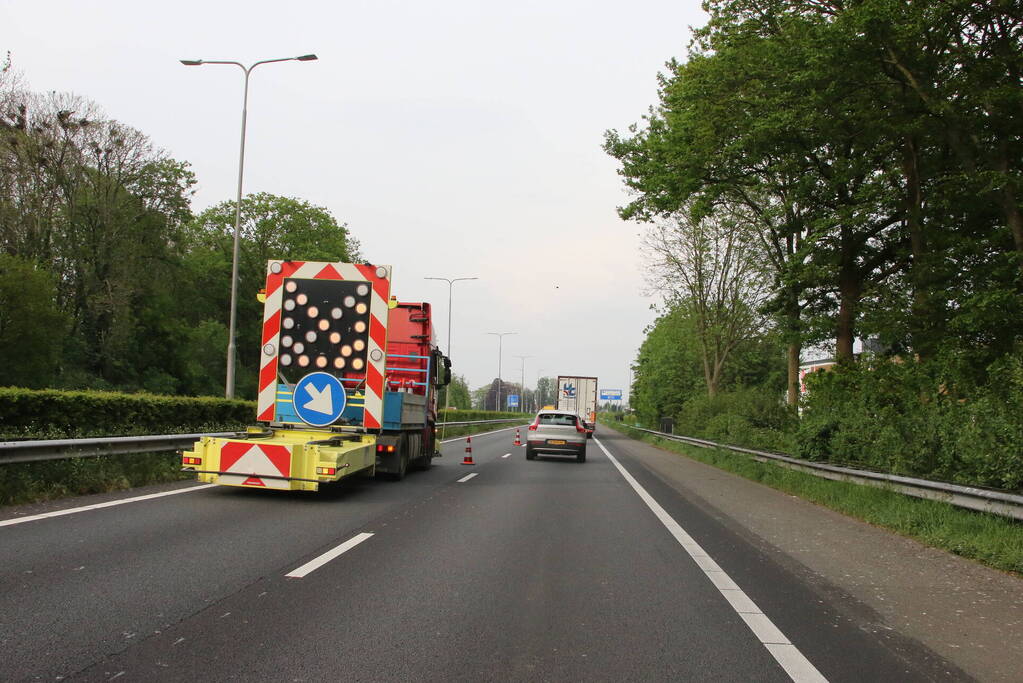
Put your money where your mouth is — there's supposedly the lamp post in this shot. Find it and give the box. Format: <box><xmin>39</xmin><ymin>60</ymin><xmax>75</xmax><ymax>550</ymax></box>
<box><xmin>424</xmin><ymin>276</ymin><xmax>477</xmax><ymax>438</ymax></box>
<box><xmin>486</xmin><ymin>332</ymin><xmax>516</xmax><ymax>411</ymax></box>
<box><xmin>513</xmin><ymin>355</ymin><xmax>531</xmax><ymax>412</ymax></box>
<box><xmin>181</xmin><ymin>53</ymin><xmax>318</xmax><ymax>398</ymax></box>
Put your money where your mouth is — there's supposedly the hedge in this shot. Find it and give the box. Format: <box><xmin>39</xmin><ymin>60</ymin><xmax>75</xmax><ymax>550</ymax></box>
<box><xmin>0</xmin><ymin>388</ymin><xmax>528</xmax><ymax>440</ymax></box>
<box><xmin>0</xmin><ymin>388</ymin><xmax>254</xmax><ymax>439</ymax></box>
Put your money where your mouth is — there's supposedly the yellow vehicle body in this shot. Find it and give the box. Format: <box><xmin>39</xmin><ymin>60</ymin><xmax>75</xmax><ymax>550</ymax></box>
<box><xmin>181</xmin><ymin>427</ymin><xmax>377</xmax><ymax>492</ymax></box>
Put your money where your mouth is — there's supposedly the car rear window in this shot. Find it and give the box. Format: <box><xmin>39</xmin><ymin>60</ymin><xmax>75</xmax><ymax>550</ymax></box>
<box><xmin>538</xmin><ymin>413</ymin><xmax>577</xmax><ymax>426</ymax></box>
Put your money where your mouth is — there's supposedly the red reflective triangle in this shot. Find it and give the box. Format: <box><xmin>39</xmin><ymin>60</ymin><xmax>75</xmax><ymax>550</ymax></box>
<box><xmin>242</xmin><ymin>476</ymin><xmax>266</xmax><ymax>487</ymax></box>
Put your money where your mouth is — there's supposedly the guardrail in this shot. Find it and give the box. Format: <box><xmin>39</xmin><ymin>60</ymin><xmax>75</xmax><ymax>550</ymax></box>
<box><xmin>0</xmin><ymin>419</ymin><xmax>527</xmax><ymax>466</ymax></box>
<box><xmin>626</xmin><ymin>426</ymin><xmax>1023</xmax><ymax>522</ymax></box>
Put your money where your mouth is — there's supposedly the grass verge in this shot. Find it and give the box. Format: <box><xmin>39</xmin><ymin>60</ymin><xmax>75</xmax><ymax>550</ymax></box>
<box><xmin>0</xmin><ymin>452</ymin><xmax>190</xmax><ymax>507</ymax></box>
<box><xmin>604</xmin><ymin>421</ymin><xmax>1023</xmax><ymax>576</ymax></box>
<box><xmin>1</xmin><ymin>420</ymin><xmax>529</xmax><ymax>508</ymax></box>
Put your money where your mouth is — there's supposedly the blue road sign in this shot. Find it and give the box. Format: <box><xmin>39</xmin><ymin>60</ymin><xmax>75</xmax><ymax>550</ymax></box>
<box><xmin>600</xmin><ymin>389</ymin><xmax>623</xmax><ymax>400</ymax></box>
<box><xmin>507</xmin><ymin>394</ymin><xmax>520</xmax><ymax>408</ymax></box>
<box><xmin>294</xmin><ymin>372</ymin><xmax>348</xmax><ymax>427</ymax></box>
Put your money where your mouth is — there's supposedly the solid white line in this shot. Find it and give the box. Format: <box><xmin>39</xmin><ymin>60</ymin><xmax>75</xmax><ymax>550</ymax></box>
<box><xmin>593</xmin><ymin>437</ymin><xmax>827</xmax><ymax>683</ymax></box>
<box><xmin>501</xmin><ymin>453</ymin><xmax>511</xmax><ymax>459</ymax></box>
<box><xmin>0</xmin><ymin>484</ymin><xmax>216</xmax><ymax>528</ymax></box>
<box><xmin>457</xmin><ymin>473</ymin><xmax>478</xmax><ymax>483</ymax></box>
<box><xmin>285</xmin><ymin>532</ymin><xmax>374</xmax><ymax>578</ymax></box>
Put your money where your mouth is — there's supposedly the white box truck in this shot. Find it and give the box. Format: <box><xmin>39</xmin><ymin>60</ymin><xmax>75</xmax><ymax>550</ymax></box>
<box><xmin>556</xmin><ymin>375</ymin><xmax>598</xmax><ymax>438</ymax></box>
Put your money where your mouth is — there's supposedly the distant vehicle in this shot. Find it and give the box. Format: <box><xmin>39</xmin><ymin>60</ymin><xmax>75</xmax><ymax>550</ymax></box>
<box><xmin>556</xmin><ymin>375</ymin><xmax>598</xmax><ymax>438</ymax></box>
<box><xmin>525</xmin><ymin>409</ymin><xmax>587</xmax><ymax>463</ymax></box>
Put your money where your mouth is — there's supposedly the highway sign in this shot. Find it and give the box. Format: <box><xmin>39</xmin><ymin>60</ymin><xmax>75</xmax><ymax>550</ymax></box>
<box><xmin>600</xmin><ymin>389</ymin><xmax>623</xmax><ymax>400</ymax></box>
<box><xmin>507</xmin><ymin>394</ymin><xmax>520</xmax><ymax>408</ymax></box>
<box><xmin>294</xmin><ymin>372</ymin><xmax>348</xmax><ymax>427</ymax></box>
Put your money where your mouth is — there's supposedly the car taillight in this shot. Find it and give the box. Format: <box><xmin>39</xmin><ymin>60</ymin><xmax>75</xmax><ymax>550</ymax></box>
<box><xmin>576</xmin><ymin>422</ymin><xmax>585</xmax><ymax>433</ymax></box>
<box><xmin>528</xmin><ymin>419</ymin><xmax>539</xmax><ymax>431</ymax></box>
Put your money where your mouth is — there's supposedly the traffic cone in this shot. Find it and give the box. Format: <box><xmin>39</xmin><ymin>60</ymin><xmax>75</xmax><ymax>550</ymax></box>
<box><xmin>462</xmin><ymin>435</ymin><xmax>475</xmax><ymax>465</ymax></box>
<box><xmin>513</xmin><ymin>428</ymin><xmax>522</xmax><ymax>447</ymax></box>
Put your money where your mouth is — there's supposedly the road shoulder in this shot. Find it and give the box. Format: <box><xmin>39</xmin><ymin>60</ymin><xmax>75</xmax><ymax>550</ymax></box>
<box><xmin>598</xmin><ymin>428</ymin><xmax>1023</xmax><ymax>683</ymax></box>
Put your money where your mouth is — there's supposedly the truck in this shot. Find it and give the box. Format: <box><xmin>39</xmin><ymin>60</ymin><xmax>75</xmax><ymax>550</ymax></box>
<box><xmin>556</xmin><ymin>375</ymin><xmax>598</xmax><ymax>438</ymax></box>
<box><xmin>181</xmin><ymin>259</ymin><xmax>451</xmax><ymax>491</ymax></box>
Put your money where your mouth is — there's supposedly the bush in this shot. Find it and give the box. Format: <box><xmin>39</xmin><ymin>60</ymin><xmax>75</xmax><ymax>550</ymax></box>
<box><xmin>0</xmin><ymin>387</ymin><xmax>254</xmax><ymax>439</ymax></box>
<box><xmin>797</xmin><ymin>353</ymin><xmax>1023</xmax><ymax>489</ymax></box>
<box><xmin>675</xmin><ymin>387</ymin><xmax>797</xmax><ymax>452</ymax></box>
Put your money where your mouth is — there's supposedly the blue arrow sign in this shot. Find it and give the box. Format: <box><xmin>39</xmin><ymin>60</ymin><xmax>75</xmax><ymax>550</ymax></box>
<box><xmin>294</xmin><ymin>372</ymin><xmax>347</xmax><ymax>427</ymax></box>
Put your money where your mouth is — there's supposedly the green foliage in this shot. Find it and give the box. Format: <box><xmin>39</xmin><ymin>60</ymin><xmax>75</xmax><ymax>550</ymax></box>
<box><xmin>607</xmin><ymin>421</ymin><xmax>1023</xmax><ymax>576</ymax></box>
<box><xmin>0</xmin><ymin>254</ymin><xmax>67</xmax><ymax>387</ymax></box>
<box><xmin>0</xmin><ymin>387</ymin><xmax>253</xmax><ymax>439</ymax></box>
<box><xmin>676</xmin><ymin>387</ymin><xmax>797</xmax><ymax>453</ymax></box>
<box><xmin>183</xmin><ymin>192</ymin><xmax>362</xmax><ymax>399</ymax></box>
<box><xmin>0</xmin><ymin>453</ymin><xmax>191</xmax><ymax>507</ymax></box>
<box><xmin>609</xmin><ymin>0</ymin><xmax>1023</xmax><ymax>490</ymax></box>
<box><xmin>797</xmin><ymin>354</ymin><xmax>1023</xmax><ymax>489</ymax></box>
<box><xmin>437</xmin><ymin>373</ymin><xmax>471</xmax><ymax>410</ymax></box>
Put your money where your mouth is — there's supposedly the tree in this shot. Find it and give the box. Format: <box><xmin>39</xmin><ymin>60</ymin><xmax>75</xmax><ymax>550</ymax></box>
<box><xmin>642</xmin><ymin>208</ymin><xmax>772</xmax><ymax>396</ymax></box>
<box><xmin>438</xmin><ymin>373</ymin><xmax>471</xmax><ymax>410</ymax></box>
<box><xmin>184</xmin><ymin>193</ymin><xmax>361</xmax><ymax>399</ymax></box>
<box><xmin>0</xmin><ymin>254</ymin><xmax>67</xmax><ymax>387</ymax></box>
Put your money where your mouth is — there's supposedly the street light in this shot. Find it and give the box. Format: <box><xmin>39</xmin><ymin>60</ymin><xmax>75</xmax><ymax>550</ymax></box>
<box><xmin>181</xmin><ymin>53</ymin><xmax>318</xmax><ymax>398</ymax></box>
<box><xmin>424</xmin><ymin>276</ymin><xmax>477</xmax><ymax>437</ymax></box>
<box><xmin>513</xmin><ymin>355</ymin><xmax>531</xmax><ymax>412</ymax></box>
<box><xmin>486</xmin><ymin>332</ymin><xmax>516</xmax><ymax>411</ymax></box>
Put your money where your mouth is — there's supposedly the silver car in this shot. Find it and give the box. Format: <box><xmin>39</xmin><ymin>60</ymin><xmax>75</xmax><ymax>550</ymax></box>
<box><xmin>525</xmin><ymin>409</ymin><xmax>587</xmax><ymax>463</ymax></box>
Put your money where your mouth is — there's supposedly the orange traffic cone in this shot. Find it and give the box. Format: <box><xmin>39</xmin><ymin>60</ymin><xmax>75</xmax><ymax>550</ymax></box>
<box><xmin>462</xmin><ymin>435</ymin><xmax>475</xmax><ymax>465</ymax></box>
<box><xmin>513</xmin><ymin>428</ymin><xmax>522</xmax><ymax>447</ymax></box>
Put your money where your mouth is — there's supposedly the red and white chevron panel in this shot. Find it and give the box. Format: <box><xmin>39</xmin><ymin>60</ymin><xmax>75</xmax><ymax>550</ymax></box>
<box><xmin>257</xmin><ymin>260</ymin><xmax>392</xmax><ymax>429</ymax></box>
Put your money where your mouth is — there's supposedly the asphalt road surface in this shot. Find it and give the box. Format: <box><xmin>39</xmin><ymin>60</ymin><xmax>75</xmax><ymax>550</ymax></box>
<box><xmin>1</xmin><ymin>426</ymin><xmax>971</xmax><ymax>681</ymax></box>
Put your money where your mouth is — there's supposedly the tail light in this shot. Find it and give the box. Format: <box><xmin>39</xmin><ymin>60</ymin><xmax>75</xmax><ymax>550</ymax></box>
<box><xmin>528</xmin><ymin>419</ymin><xmax>539</xmax><ymax>431</ymax></box>
<box><xmin>182</xmin><ymin>456</ymin><xmax>202</xmax><ymax>465</ymax></box>
<box><xmin>317</xmin><ymin>466</ymin><xmax>337</xmax><ymax>475</ymax></box>
<box><xmin>575</xmin><ymin>421</ymin><xmax>585</xmax><ymax>434</ymax></box>
<box><xmin>376</xmin><ymin>444</ymin><xmax>396</xmax><ymax>453</ymax></box>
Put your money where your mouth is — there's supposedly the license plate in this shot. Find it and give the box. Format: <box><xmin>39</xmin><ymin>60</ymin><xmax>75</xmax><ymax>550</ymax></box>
<box><xmin>548</xmin><ymin>439</ymin><xmax>566</xmax><ymax>445</ymax></box>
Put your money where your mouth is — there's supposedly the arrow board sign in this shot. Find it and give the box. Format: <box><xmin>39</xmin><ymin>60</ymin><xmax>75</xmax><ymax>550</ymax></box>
<box><xmin>294</xmin><ymin>372</ymin><xmax>348</xmax><ymax>427</ymax></box>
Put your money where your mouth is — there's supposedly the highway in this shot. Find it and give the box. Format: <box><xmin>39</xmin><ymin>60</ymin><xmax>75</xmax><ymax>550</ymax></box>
<box><xmin>1</xmin><ymin>426</ymin><xmax>1015</xmax><ymax>681</ymax></box>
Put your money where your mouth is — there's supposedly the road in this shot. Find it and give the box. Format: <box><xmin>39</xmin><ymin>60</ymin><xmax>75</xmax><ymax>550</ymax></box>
<box><xmin>0</xmin><ymin>426</ymin><xmax>984</xmax><ymax>681</ymax></box>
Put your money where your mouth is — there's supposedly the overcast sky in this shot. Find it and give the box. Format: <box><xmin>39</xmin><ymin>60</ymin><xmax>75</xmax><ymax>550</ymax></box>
<box><xmin>4</xmin><ymin>0</ymin><xmax>708</xmax><ymax>404</ymax></box>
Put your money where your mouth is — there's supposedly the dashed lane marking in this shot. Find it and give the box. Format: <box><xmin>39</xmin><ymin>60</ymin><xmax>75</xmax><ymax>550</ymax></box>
<box><xmin>286</xmin><ymin>532</ymin><xmax>374</xmax><ymax>578</ymax></box>
<box><xmin>457</xmin><ymin>473</ymin><xmax>478</xmax><ymax>483</ymax></box>
<box><xmin>501</xmin><ymin>453</ymin><xmax>511</xmax><ymax>459</ymax></box>
<box><xmin>593</xmin><ymin>437</ymin><xmax>827</xmax><ymax>683</ymax></box>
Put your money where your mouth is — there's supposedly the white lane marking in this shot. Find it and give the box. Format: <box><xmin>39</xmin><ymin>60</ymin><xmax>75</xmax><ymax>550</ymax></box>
<box><xmin>286</xmin><ymin>532</ymin><xmax>374</xmax><ymax>578</ymax></box>
<box><xmin>501</xmin><ymin>453</ymin><xmax>511</xmax><ymax>459</ymax></box>
<box><xmin>439</xmin><ymin>424</ymin><xmax>526</xmax><ymax>444</ymax></box>
<box><xmin>593</xmin><ymin>437</ymin><xmax>827</xmax><ymax>683</ymax></box>
<box><xmin>457</xmin><ymin>473</ymin><xmax>478</xmax><ymax>483</ymax></box>
<box><xmin>0</xmin><ymin>484</ymin><xmax>216</xmax><ymax>529</ymax></box>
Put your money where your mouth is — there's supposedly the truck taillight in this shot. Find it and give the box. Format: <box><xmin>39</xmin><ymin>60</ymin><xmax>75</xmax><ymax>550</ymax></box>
<box><xmin>182</xmin><ymin>456</ymin><xmax>201</xmax><ymax>465</ymax></box>
<box><xmin>376</xmin><ymin>444</ymin><xmax>396</xmax><ymax>453</ymax></box>
<box><xmin>317</xmin><ymin>466</ymin><xmax>337</xmax><ymax>475</ymax></box>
